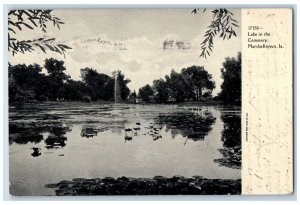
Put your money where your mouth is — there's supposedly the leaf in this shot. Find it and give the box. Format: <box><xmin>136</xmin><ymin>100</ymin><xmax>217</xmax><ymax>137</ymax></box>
<box><xmin>28</xmin><ymin>18</ymin><xmax>38</xmax><ymax>27</ymax></box>
<box><xmin>8</xmin><ymin>27</ymin><xmax>16</xmax><ymax>34</ymax></box>
<box><xmin>13</xmin><ymin>22</ymin><xmax>22</xmax><ymax>30</ymax></box>
<box><xmin>8</xmin><ymin>20</ymin><xmax>16</xmax><ymax>26</ymax></box>
<box><xmin>57</xmin><ymin>44</ymin><xmax>72</xmax><ymax>49</ymax></box>
<box><xmin>43</xmin><ymin>38</ymin><xmax>56</xmax><ymax>42</ymax></box>
<box><xmin>20</xmin><ymin>22</ymin><xmax>34</xmax><ymax>29</ymax></box>
<box><xmin>45</xmin><ymin>44</ymin><xmax>55</xmax><ymax>51</ymax></box>
<box><xmin>35</xmin><ymin>43</ymin><xmax>46</xmax><ymax>53</ymax></box>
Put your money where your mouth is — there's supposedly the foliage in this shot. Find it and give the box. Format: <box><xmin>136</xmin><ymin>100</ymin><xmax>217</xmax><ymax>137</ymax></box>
<box><xmin>138</xmin><ymin>84</ymin><xmax>154</xmax><ymax>102</ymax></box>
<box><xmin>113</xmin><ymin>70</ymin><xmax>131</xmax><ymax>101</ymax></box>
<box><xmin>218</xmin><ymin>52</ymin><xmax>241</xmax><ymax>105</ymax></box>
<box><xmin>181</xmin><ymin>66</ymin><xmax>215</xmax><ymax>100</ymax></box>
<box><xmin>8</xmin><ymin>10</ymin><xmax>71</xmax><ymax>56</ymax></box>
<box><xmin>9</xmin><ymin>63</ymin><xmax>46</xmax><ymax>102</ymax></box>
<box><xmin>9</xmin><ymin>59</ymin><xmax>130</xmax><ymax>103</ymax></box>
<box><xmin>81</xmin><ymin>67</ymin><xmax>113</xmax><ymax>100</ymax></box>
<box><xmin>138</xmin><ymin>66</ymin><xmax>215</xmax><ymax>103</ymax></box>
<box><xmin>165</xmin><ymin>70</ymin><xmax>194</xmax><ymax>102</ymax></box>
<box><xmin>192</xmin><ymin>9</ymin><xmax>239</xmax><ymax>58</ymax></box>
<box><xmin>82</xmin><ymin>96</ymin><xmax>92</xmax><ymax>103</ymax></box>
<box><xmin>130</xmin><ymin>90</ymin><xmax>137</xmax><ymax>98</ymax></box>
<box><xmin>153</xmin><ymin>79</ymin><xmax>169</xmax><ymax>103</ymax></box>
<box><xmin>63</xmin><ymin>79</ymin><xmax>90</xmax><ymax>101</ymax></box>
<box><xmin>44</xmin><ymin>58</ymin><xmax>70</xmax><ymax>100</ymax></box>
<box><xmin>128</xmin><ymin>90</ymin><xmax>138</xmax><ymax>102</ymax></box>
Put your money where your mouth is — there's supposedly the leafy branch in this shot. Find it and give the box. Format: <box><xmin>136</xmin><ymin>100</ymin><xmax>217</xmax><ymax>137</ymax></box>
<box><xmin>8</xmin><ymin>10</ymin><xmax>71</xmax><ymax>57</ymax></box>
<box><xmin>192</xmin><ymin>9</ymin><xmax>239</xmax><ymax>58</ymax></box>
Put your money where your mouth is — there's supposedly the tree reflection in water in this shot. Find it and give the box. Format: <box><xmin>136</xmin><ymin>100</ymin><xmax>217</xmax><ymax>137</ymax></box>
<box><xmin>155</xmin><ymin>110</ymin><xmax>216</xmax><ymax>142</ymax></box>
<box><xmin>44</xmin><ymin>126</ymin><xmax>70</xmax><ymax>149</ymax></box>
<box><xmin>214</xmin><ymin>112</ymin><xmax>241</xmax><ymax>169</ymax></box>
<box><xmin>9</xmin><ymin>121</ymin><xmax>71</xmax><ymax>157</ymax></box>
<box><xmin>81</xmin><ymin>128</ymin><xmax>98</xmax><ymax>138</ymax></box>
<box><xmin>9</xmin><ymin>124</ymin><xmax>44</xmax><ymax>144</ymax></box>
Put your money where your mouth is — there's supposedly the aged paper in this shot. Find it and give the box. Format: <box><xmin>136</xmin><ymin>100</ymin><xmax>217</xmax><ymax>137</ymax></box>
<box><xmin>242</xmin><ymin>8</ymin><xmax>293</xmax><ymax>195</ymax></box>
<box><xmin>7</xmin><ymin>7</ymin><xmax>294</xmax><ymax>196</ymax></box>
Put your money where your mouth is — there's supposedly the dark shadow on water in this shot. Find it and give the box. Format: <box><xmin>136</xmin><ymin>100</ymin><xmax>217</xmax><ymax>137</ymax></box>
<box><xmin>81</xmin><ymin>128</ymin><xmax>98</xmax><ymax>138</ymax></box>
<box><xmin>9</xmin><ymin>121</ymin><xmax>71</xmax><ymax>157</ymax></box>
<box><xmin>9</xmin><ymin>120</ymin><xmax>71</xmax><ymax>145</ymax></box>
<box><xmin>155</xmin><ymin>111</ymin><xmax>216</xmax><ymax>142</ymax></box>
<box><xmin>44</xmin><ymin>126</ymin><xmax>71</xmax><ymax>149</ymax></box>
<box><xmin>31</xmin><ymin>147</ymin><xmax>41</xmax><ymax>157</ymax></box>
<box><xmin>220</xmin><ymin>113</ymin><xmax>241</xmax><ymax>148</ymax></box>
<box><xmin>9</xmin><ymin>131</ymin><xmax>43</xmax><ymax>145</ymax></box>
<box><xmin>214</xmin><ymin>112</ymin><xmax>241</xmax><ymax>169</ymax></box>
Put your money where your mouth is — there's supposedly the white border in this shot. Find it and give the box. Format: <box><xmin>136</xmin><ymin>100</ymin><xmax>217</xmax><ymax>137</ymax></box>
<box><xmin>1</xmin><ymin>0</ymin><xmax>299</xmax><ymax>204</ymax></box>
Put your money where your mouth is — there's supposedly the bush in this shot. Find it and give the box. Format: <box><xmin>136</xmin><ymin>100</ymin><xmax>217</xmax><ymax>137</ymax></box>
<box><xmin>39</xmin><ymin>95</ymin><xmax>48</xmax><ymax>102</ymax></box>
<box><xmin>82</xmin><ymin>96</ymin><xmax>92</xmax><ymax>102</ymax></box>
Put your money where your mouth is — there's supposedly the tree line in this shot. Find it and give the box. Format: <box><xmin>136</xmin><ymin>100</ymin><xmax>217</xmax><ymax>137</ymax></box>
<box><xmin>138</xmin><ymin>52</ymin><xmax>241</xmax><ymax>105</ymax></box>
<box><xmin>9</xmin><ymin>52</ymin><xmax>241</xmax><ymax>105</ymax></box>
<box><xmin>9</xmin><ymin>58</ymin><xmax>131</xmax><ymax>103</ymax></box>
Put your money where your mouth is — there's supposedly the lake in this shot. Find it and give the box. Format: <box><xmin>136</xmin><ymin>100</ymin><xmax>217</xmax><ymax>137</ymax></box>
<box><xmin>9</xmin><ymin>102</ymin><xmax>241</xmax><ymax>196</ymax></box>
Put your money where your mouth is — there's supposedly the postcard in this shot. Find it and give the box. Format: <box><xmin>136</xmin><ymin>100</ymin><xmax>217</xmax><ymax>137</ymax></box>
<box><xmin>7</xmin><ymin>8</ymin><xmax>293</xmax><ymax>196</ymax></box>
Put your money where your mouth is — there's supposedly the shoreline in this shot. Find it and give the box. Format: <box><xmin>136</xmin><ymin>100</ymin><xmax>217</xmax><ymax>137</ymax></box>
<box><xmin>45</xmin><ymin>176</ymin><xmax>241</xmax><ymax>196</ymax></box>
<box><xmin>9</xmin><ymin>100</ymin><xmax>241</xmax><ymax>108</ymax></box>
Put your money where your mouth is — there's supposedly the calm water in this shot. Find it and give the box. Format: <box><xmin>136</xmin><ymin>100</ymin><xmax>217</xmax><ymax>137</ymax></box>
<box><xmin>9</xmin><ymin>102</ymin><xmax>241</xmax><ymax>196</ymax></box>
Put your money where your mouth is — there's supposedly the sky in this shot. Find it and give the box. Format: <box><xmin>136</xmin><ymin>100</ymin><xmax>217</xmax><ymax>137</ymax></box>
<box><xmin>9</xmin><ymin>9</ymin><xmax>241</xmax><ymax>96</ymax></box>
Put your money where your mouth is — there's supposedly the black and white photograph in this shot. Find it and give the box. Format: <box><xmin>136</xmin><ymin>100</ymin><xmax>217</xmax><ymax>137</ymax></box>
<box><xmin>8</xmin><ymin>8</ymin><xmax>241</xmax><ymax>196</ymax></box>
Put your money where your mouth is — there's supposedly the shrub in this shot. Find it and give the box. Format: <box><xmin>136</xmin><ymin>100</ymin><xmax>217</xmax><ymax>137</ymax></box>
<box><xmin>82</xmin><ymin>96</ymin><xmax>92</xmax><ymax>102</ymax></box>
<box><xmin>39</xmin><ymin>95</ymin><xmax>48</xmax><ymax>102</ymax></box>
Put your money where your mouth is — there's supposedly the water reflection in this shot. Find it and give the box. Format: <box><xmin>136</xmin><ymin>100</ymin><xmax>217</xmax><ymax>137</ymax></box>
<box><xmin>220</xmin><ymin>113</ymin><xmax>241</xmax><ymax>148</ymax></box>
<box><xmin>9</xmin><ymin>122</ymin><xmax>71</xmax><ymax>157</ymax></box>
<box><xmin>155</xmin><ymin>111</ymin><xmax>216</xmax><ymax>141</ymax></box>
<box><xmin>31</xmin><ymin>147</ymin><xmax>41</xmax><ymax>157</ymax></box>
<box><xmin>9</xmin><ymin>124</ymin><xmax>44</xmax><ymax>144</ymax></box>
<box><xmin>81</xmin><ymin>128</ymin><xmax>98</xmax><ymax>138</ymax></box>
<box><xmin>214</xmin><ymin>112</ymin><xmax>241</xmax><ymax>169</ymax></box>
<box><xmin>45</xmin><ymin>126</ymin><xmax>70</xmax><ymax>149</ymax></box>
<box><xmin>9</xmin><ymin>104</ymin><xmax>242</xmax><ymax>196</ymax></box>
<box><xmin>9</xmin><ymin>132</ymin><xmax>44</xmax><ymax>145</ymax></box>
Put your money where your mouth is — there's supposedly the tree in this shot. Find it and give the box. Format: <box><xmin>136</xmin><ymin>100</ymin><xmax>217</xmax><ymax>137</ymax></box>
<box><xmin>9</xmin><ymin>63</ymin><xmax>46</xmax><ymax>101</ymax></box>
<box><xmin>192</xmin><ymin>9</ymin><xmax>239</xmax><ymax>58</ymax></box>
<box><xmin>63</xmin><ymin>79</ymin><xmax>89</xmax><ymax>101</ymax></box>
<box><xmin>218</xmin><ymin>52</ymin><xmax>241</xmax><ymax>105</ymax></box>
<box><xmin>44</xmin><ymin>58</ymin><xmax>70</xmax><ymax>100</ymax></box>
<box><xmin>181</xmin><ymin>66</ymin><xmax>215</xmax><ymax>100</ymax></box>
<box><xmin>153</xmin><ymin>78</ymin><xmax>169</xmax><ymax>103</ymax></box>
<box><xmin>8</xmin><ymin>10</ymin><xmax>71</xmax><ymax>56</ymax></box>
<box><xmin>165</xmin><ymin>70</ymin><xmax>194</xmax><ymax>102</ymax></box>
<box><xmin>130</xmin><ymin>90</ymin><xmax>137</xmax><ymax>98</ymax></box>
<box><xmin>81</xmin><ymin>67</ymin><xmax>112</xmax><ymax>100</ymax></box>
<box><xmin>138</xmin><ymin>84</ymin><xmax>154</xmax><ymax>102</ymax></box>
<box><xmin>113</xmin><ymin>70</ymin><xmax>131</xmax><ymax>101</ymax></box>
